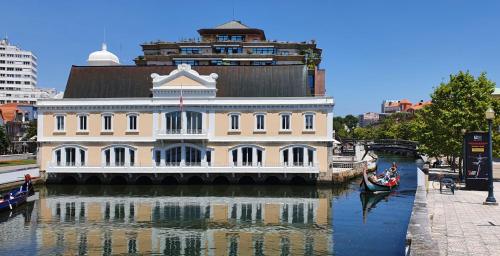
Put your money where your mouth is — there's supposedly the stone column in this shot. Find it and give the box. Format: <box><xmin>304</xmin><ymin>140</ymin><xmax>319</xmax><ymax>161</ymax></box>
<box><xmin>201</xmin><ymin>149</ymin><xmax>207</xmax><ymax>167</ymax></box>
<box><xmin>110</xmin><ymin>148</ymin><xmax>115</xmax><ymax>167</ymax></box>
<box><xmin>252</xmin><ymin>148</ymin><xmax>257</xmax><ymax>166</ymax></box>
<box><xmin>237</xmin><ymin>148</ymin><xmax>243</xmax><ymax>167</ymax></box>
<box><xmin>61</xmin><ymin>148</ymin><xmax>66</xmax><ymax>166</ymax></box>
<box><xmin>288</xmin><ymin>148</ymin><xmax>293</xmax><ymax>167</ymax></box>
<box><xmin>161</xmin><ymin>149</ymin><xmax>166</xmax><ymax>166</ymax></box>
<box><xmin>303</xmin><ymin>148</ymin><xmax>309</xmax><ymax>167</ymax></box>
<box><xmin>181</xmin><ymin>144</ymin><xmax>186</xmax><ymax>166</ymax></box>
<box><xmin>182</xmin><ymin>111</ymin><xmax>187</xmax><ymax>134</ymax></box>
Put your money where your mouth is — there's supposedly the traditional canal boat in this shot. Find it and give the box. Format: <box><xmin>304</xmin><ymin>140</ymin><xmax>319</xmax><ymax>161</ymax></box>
<box><xmin>360</xmin><ymin>167</ymin><xmax>400</xmax><ymax>192</ymax></box>
<box><xmin>0</xmin><ymin>174</ymin><xmax>34</xmax><ymax>212</ymax></box>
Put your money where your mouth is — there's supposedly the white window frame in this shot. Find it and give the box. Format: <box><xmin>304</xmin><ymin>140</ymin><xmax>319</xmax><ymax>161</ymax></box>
<box><xmin>127</xmin><ymin>113</ymin><xmax>139</xmax><ymax>132</ymax></box>
<box><xmin>254</xmin><ymin>113</ymin><xmax>266</xmax><ymax>132</ymax></box>
<box><xmin>54</xmin><ymin>114</ymin><xmax>65</xmax><ymax>132</ymax></box>
<box><xmin>279</xmin><ymin>145</ymin><xmax>317</xmax><ymax>167</ymax></box>
<box><xmin>279</xmin><ymin>112</ymin><xmax>292</xmax><ymax>131</ymax></box>
<box><xmin>101</xmin><ymin>113</ymin><xmax>113</xmax><ymax>132</ymax></box>
<box><xmin>101</xmin><ymin>145</ymin><xmax>137</xmax><ymax>167</ymax></box>
<box><xmin>52</xmin><ymin>145</ymin><xmax>88</xmax><ymax>167</ymax></box>
<box><xmin>77</xmin><ymin>113</ymin><xmax>89</xmax><ymax>132</ymax></box>
<box><xmin>303</xmin><ymin>112</ymin><xmax>315</xmax><ymax>131</ymax></box>
<box><xmin>228</xmin><ymin>145</ymin><xmax>265</xmax><ymax>167</ymax></box>
<box><xmin>228</xmin><ymin>113</ymin><xmax>241</xmax><ymax>131</ymax></box>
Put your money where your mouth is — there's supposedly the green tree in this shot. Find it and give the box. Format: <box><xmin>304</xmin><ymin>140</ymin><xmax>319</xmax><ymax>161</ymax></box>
<box><xmin>418</xmin><ymin>71</ymin><xmax>497</xmax><ymax>168</ymax></box>
<box><xmin>333</xmin><ymin>116</ymin><xmax>348</xmax><ymax>139</ymax></box>
<box><xmin>343</xmin><ymin>115</ymin><xmax>359</xmax><ymax>133</ymax></box>
<box><xmin>23</xmin><ymin>120</ymin><xmax>37</xmax><ymax>141</ymax></box>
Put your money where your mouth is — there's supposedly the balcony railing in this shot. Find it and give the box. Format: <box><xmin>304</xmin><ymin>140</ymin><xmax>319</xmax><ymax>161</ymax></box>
<box><xmin>157</xmin><ymin>129</ymin><xmax>206</xmax><ymax>135</ymax></box>
<box><xmin>47</xmin><ymin>162</ymin><xmax>319</xmax><ymax>174</ymax></box>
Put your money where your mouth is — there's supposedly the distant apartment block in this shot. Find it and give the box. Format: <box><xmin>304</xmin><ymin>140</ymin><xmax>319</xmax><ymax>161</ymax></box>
<box><xmin>0</xmin><ymin>38</ymin><xmax>57</xmax><ymax>104</ymax></box>
<box><xmin>134</xmin><ymin>20</ymin><xmax>325</xmax><ymax>96</ymax></box>
<box><xmin>358</xmin><ymin>112</ymin><xmax>380</xmax><ymax>127</ymax></box>
<box><xmin>381</xmin><ymin>99</ymin><xmax>430</xmax><ymax>114</ymax></box>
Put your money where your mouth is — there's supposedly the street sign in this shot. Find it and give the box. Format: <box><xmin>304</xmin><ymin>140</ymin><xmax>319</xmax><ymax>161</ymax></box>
<box><xmin>465</xmin><ymin>131</ymin><xmax>490</xmax><ymax>190</ymax></box>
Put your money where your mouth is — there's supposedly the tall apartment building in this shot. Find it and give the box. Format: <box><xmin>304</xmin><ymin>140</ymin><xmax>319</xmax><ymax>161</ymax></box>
<box><xmin>135</xmin><ymin>20</ymin><xmax>326</xmax><ymax>96</ymax></box>
<box><xmin>0</xmin><ymin>38</ymin><xmax>57</xmax><ymax>104</ymax></box>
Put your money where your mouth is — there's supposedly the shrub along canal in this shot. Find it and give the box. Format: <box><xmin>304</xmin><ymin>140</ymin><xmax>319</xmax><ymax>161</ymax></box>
<box><xmin>0</xmin><ymin>155</ymin><xmax>419</xmax><ymax>255</ymax></box>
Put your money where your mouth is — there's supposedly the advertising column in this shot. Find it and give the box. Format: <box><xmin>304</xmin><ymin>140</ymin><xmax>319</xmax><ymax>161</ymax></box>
<box><xmin>465</xmin><ymin>131</ymin><xmax>490</xmax><ymax>190</ymax></box>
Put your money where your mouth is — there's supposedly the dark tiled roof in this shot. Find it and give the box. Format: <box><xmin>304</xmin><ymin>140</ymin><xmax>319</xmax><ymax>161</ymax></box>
<box><xmin>63</xmin><ymin>65</ymin><xmax>308</xmax><ymax>98</ymax></box>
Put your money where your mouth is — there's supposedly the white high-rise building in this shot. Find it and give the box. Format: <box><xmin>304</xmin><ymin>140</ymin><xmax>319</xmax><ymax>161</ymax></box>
<box><xmin>0</xmin><ymin>37</ymin><xmax>57</xmax><ymax>104</ymax></box>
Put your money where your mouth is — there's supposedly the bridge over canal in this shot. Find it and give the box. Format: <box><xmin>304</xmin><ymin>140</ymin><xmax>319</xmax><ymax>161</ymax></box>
<box><xmin>363</xmin><ymin>139</ymin><xmax>419</xmax><ymax>157</ymax></box>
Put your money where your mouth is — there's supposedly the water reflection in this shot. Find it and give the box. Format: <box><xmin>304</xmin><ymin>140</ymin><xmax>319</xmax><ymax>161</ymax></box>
<box><xmin>359</xmin><ymin>192</ymin><xmax>392</xmax><ymax>223</ymax></box>
<box><xmin>34</xmin><ymin>185</ymin><xmax>340</xmax><ymax>255</ymax></box>
<box><xmin>0</xmin><ymin>200</ymin><xmax>35</xmax><ymax>224</ymax></box>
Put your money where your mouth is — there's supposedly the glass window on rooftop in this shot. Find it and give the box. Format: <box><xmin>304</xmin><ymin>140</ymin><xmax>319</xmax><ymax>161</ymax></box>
<box><xmin>174</xmin><ymin>60</ymin><xmax>199</xmax><ymax>66</ymax></box>
<box><xmin>180</xmin><ymin>48</ymin><xmax>201</xmax><ymax>54</ymax></box>
<box><xmin>216</xmin><ymin>35</ymin><xmax>245</xmax><ymax>42</ymax></box>
<box><xmin>251</xmin><ymin>47</ymin><xmax>276</xmax><ymax>55</ymax></box>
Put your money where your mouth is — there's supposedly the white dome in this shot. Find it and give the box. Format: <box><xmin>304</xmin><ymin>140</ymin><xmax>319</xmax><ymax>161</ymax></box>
<box><xmin>87</xmin><ymin>43</ymin><xmax>120</xmax><ymax>66</ymax></box>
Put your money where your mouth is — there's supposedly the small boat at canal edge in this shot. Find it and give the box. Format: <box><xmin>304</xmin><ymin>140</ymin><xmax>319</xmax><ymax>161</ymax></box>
<box><xmin>360</xmin><ymin>168</ymin><xmax>400</xmax><ymax>192</ymax></box>
<box><xmin>0</xmin><ymin>174</ymin><xmax>34</xmax><ymax>212</ymax></box>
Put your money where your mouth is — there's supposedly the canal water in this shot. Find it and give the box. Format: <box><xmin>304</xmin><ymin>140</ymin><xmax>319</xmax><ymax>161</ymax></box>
<box><xmin>0</xmin><ymin>155</ymin><xmax>420</xmax><ymax>255</ymax></box>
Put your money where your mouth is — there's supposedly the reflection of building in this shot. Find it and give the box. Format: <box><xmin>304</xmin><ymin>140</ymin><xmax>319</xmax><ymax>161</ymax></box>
<box><xmin>0</xmin><ymin>38</ymin><xmax>58</xmax><ymax>104</ymax></box>
<box><xmin>38</xmin><ymin>56</ymin><xmax>334</xmax><ymax>184</ymax></box>
<box><xmin>37</xmin><ymin>195</ymin><xmax>332</xmax><ymax>255</ymax></box>
<box><xmin>135</xmin><ymin>20</ymin><xmax>325</xmax><ymax>96</ymax></box>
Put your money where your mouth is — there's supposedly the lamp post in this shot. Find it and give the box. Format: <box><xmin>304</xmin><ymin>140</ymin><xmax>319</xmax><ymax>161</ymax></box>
<box><xmin>461</xmin><ymin>128</ymin><xmax>466</xmax><ymax>183</ymax></box>
<box><xmin>484</xmin><ymin>108</ymin><xmax>497</xmax><ymax>205</ymax></box>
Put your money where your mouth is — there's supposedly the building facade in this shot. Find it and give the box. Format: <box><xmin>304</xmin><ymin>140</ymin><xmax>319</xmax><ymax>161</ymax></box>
<box><xmin>0</xmin><ymin>38</ymin><xmax>57</xmax><ymax>104</ymax></box>
<box><xmin>38</xmin><ymin>64</ymin><xmax>334</xmax><ymax>184</ymax></box>
<box><xmin>134</xmin><ymin>20</ymin><xmax>325</xmax><ymax>96</ymax></box>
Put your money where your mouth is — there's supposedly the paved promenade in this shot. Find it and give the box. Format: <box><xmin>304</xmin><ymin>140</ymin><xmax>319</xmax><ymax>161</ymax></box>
<box><xmin>427</xmin><ymin>181</ymin><xmax>500</xmax><ymax>256</ymax></box>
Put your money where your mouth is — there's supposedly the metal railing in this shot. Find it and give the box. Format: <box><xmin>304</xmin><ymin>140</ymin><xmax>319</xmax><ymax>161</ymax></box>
<box><xmin>48</xmin><ymin>162</ymin><xmax>319</xmax><ymax>169</ymax></box>
<box><xmin>157</xmin><ymin>129</ymin><xmax>206</xmax><ymax>135</ymax></box>
<box><xmin>330</xmin><ymin>161</ymin><xmax>366</xmax><ymax>169</ymax></box>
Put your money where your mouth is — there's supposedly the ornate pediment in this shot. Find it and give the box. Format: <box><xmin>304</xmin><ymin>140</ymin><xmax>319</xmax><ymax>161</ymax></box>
<box><xmin>151</xmin><ymin>64</ymin><xmax>218</xmax><ymax>98</ymax></box>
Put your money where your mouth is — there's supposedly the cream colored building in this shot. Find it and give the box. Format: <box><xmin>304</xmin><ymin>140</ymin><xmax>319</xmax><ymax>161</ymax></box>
<box><xmin>37</xmin><ymin>61</ymin><xmax>334</xmax><ymax>184</ymax></box>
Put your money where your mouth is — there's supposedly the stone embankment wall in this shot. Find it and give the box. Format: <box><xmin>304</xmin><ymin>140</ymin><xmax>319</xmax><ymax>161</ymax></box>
<box><xmin>405</xmin><ymin>167</ymin><xmax>439</xmax><ymax>256</ymax></box>
<box><xmin>318</xmin><ymin>161</ymin><xmax>367</xmax><ymax>184</ymax></box>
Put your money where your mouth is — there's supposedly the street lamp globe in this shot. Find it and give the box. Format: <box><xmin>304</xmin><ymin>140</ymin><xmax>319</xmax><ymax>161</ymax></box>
<box><xmin>486</xmin><ymin>108</ymin><xmax>495</xmax><ymax>120</ymax></box>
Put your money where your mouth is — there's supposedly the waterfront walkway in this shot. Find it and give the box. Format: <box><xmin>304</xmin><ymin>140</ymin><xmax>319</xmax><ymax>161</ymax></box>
<box><xmin>427</xmin><ymin>181</ymin><xmax>500</xmax><ymax>255</ymax></box>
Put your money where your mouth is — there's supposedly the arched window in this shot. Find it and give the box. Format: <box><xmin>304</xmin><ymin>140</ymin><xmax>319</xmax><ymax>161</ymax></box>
<box><xmin>53</xmin><ymin>145</ymin><xmax>87</xmax><ymax>166</ymax></box>
<box><xmin>229</xmin><ymin>145</ymin><xmax>264</xmax><ymax>167</ymax></box>
<box><xmin>281</xmin><ymin>145</ymin><xmax>315</xmax><ymax>167</ymax></box>
<box><xmin>185</xmin><ymin>146</ymin><xmax>201</xmax><ymax>166</ymax></box>
<box><xmin>155</xmin><ymin>144</ymin><xmax>209</xmax><ymax>167</ymax></box>
<box><xmin>165</xmin><ymin>146</ymin><xmax>182</xmax><ymax>166</ymax></box>
<box><xmin>186</xmin><ymin>111</ymin><xmax>202</xmax><ymax>134</ymax></box>
<box><xmin>102</xmin><ymin>145</ymin><xmax>136</xmax><ymax>167</ymax></box>
<box><xmin>165</xmin><ymin>111</ymin><xmax>182</xmax><ymax>133</ymax></box>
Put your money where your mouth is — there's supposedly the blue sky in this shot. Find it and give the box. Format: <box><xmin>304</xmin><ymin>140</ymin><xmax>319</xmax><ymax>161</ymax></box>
<box><xmin>2</xmin><ymin>0</ymin><xmax>499</xmax><ymax>116</ymax></box>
